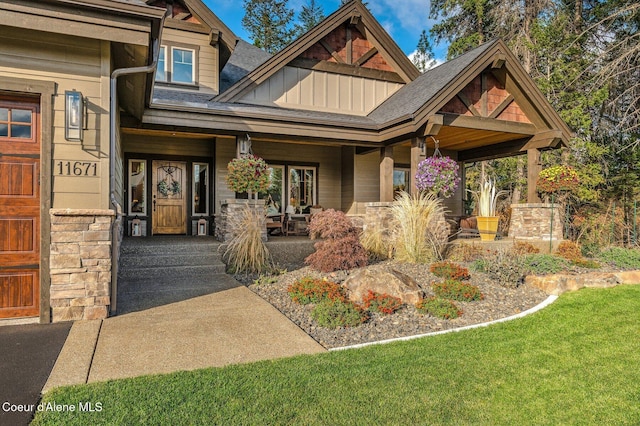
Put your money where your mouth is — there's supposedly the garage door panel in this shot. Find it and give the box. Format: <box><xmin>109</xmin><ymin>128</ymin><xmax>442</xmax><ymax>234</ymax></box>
<box><xmin>0</xmin><ymin>97</ymin><xmax>40</xmax><ymax>318</ymax></box>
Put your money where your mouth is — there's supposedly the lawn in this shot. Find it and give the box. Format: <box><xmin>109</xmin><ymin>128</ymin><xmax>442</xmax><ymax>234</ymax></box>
<box><xmin>33</xmin><ymin>285</ymin><xmax>640</xmax><ymax>425</ymax></box>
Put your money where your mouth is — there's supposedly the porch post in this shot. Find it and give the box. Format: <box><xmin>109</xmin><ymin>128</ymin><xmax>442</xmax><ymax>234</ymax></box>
<box><xmin>410</xmin><ymin>137</ymin><xmax>425</xmax><ymax>194</ymax></box>
<box><xmin>527</xmin><ymin>148</ymin><xmax>542</xmax><ymax>203</ymax></box>
<box><xmin>380</xmin><ymin>145</ymin><xmax>394</xmax><ymax>202</ymax></box>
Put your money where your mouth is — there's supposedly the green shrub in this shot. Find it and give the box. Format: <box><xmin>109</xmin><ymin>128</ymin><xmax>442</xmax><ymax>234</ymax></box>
<box><xmin>523</xmin><ymin>254</ymin><xmax>568</xmax><ymax>275</ymax></box>
<box><xmin>471</xmin><ymin>250</ymin><xmax>526</xmax><ymax>288</ymax></box>
<box><xmin>598</xmin><ymin>247</ymin><xmax>640</xmax><ymax>269</ymax></box>
<box><xmin>430</xmin><ymin>261</ymin><xmax>471</xmax><ymax>280</ymax></box>
<box><xmin>415</xmin><ymin>297</ymin><xmax>462</xmax><ymax>319</ymax></box>
<box><xmin>432</xmin><ymin>280</ymin><xmax>484</xmax><ymax>302</ymax></box>
<box><xmin>223</xmin><ymin>206</ymin><xmax>271</xmax><ymax>274</ymax></box>
<box><xmin>311</xmin><ymin>298</ymin><xmax>368</xmax><ymax>328</ymax></box>
<box><xmin>287</xmin><ymin>277</ymin><xmax>345</xmax><ymax>305</ymax></box>
<box><xmin>362</xmin><ymin>291</ymin><xmax>403</xmax><ymax>315</ymax></box>
<box><xmin>572</xmin><ymin>258</ymin><xmax>601</xmax><ymax>269</ymax></box>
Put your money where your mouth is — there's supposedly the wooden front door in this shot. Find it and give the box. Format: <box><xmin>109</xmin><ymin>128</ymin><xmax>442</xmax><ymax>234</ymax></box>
<box><xmin>152</xmin><ymin>160</ymin><xmax>187</xmax><ymax>234</ymax></box>
<box><xmin>0</xmin><ymin>97</ymin><xmax>40</xmax><ymax>318</ymax></box>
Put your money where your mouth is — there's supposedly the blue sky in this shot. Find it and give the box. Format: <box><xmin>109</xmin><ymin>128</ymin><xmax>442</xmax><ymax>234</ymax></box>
<box><xmin>202</xmin><ymin>0</ymin><xmax>448</xmax><ymax>60</ymax></box>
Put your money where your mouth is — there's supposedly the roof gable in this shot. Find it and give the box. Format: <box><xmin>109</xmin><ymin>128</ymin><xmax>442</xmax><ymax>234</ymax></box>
<box><xmin>216</xmin><ymin>0</ymin><xmax>419</xmax><ymax>102</ymax></box>
<box><xmin>369</xmin><ymin>40</ymin><xmax>572</xmax><ymax>145</ymax></box>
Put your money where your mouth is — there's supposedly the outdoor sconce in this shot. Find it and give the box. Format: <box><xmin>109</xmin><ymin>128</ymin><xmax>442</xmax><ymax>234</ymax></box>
<box><xmin>132</xmin><ymin>218</ymin><xmax>142</xmax><ymax>237</ymax></box>
<box><xmin>238</xmin><ymin>134</ymin><xmax>252</xmax><ymax>155</ymax></box>
<box><xmin>198</xmin><ymin>218</ymin><xmax>207</xmax><ymax>236</ymax></box>
<box><xmin>419</xmin><ymin>138</ymin><xmax>427</xmax><ymax>156</ymax></box>
<box><xmin>65</xmin><ymin>90</ymin><xmax>86</xmax><ymax>141</ymax></box>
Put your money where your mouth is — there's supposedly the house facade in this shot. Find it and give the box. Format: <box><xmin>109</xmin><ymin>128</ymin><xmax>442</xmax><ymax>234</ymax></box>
<box><xmin>0</xmin><ymin>0</ymin><xmax>571</xmax><ymax>323</ymax></box>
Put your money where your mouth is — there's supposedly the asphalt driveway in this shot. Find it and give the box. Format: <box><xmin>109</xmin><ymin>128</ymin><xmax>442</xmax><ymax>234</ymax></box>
<box><xmin>0</xmin><ymin>322</ymin><xmax>71</xmax><ymax>426</ymax></box>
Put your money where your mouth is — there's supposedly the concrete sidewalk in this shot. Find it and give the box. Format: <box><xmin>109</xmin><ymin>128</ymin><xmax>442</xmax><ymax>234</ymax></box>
<box><xmin>44</xmin><ymin>286</ymin><xmax>325</xmax><ymax>390</ymax></box>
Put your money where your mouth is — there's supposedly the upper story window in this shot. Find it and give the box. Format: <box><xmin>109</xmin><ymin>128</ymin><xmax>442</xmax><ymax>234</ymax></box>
<box><xmin>155</xmin><ymin>44</ymin><xmax>197</xmax><ymax>86</ymax></box>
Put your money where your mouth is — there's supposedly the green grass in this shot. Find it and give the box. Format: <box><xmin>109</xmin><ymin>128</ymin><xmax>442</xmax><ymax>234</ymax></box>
<box><xmin>33</xmin><ymin>286</ymin><xmax>640</xmax><ymax>425</ymax></box>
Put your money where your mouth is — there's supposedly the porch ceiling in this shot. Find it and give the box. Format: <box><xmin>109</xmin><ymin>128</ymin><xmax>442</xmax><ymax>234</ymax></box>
<box><xmin>435</xmin><ymin>125</ymin><xmax>530</xmax><ymax>151</ymax></box>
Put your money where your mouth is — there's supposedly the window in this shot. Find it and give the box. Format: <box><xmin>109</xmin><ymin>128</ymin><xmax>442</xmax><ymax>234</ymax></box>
<box><xmin>156</xmin><ymin>46</ymin><xmax>167</xmax><ymax>82</ymax></box>
<box><xmin>394</xmin><ymin>168</ymin><xmax>410</xmax><ymax>195</ymax></box>
<box><xmin>289</xmin><ymin>167</ymin><xmax>316</xmax><ymax>212</ymax></box>
<box><xmin>172</xmin><ymin>47</ymin><xmax>194</xmax><ymax>84</ymax></box>
<box><xmin>0</xmin><ymin>105</ymin><xmax>33</xmax><ymax>140</ymax></box>
<box><xmin>193</xmin><ymin>163</ymin><xmax>209</xmax><ymax>215</ymax></box>
<box><xmin>155</xmin><ymin>45</ymin><xmax>197</xmax><ymax>85</ymax></box>
<box><xmin>128</xmin><ymin>160</ymin><xmax>147</xmax><ymax>215</ymax></box>
<box><xmin>261</xmin><ymin>166</ymin><xmax>285</xmax><ymax>214</ymax></box>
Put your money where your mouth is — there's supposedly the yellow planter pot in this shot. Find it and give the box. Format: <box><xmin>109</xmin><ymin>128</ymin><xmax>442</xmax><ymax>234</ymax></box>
<box><xmin>477</xmin><ymin>216</ymin><xmax>499</xmax><ymax>241</ymax></box>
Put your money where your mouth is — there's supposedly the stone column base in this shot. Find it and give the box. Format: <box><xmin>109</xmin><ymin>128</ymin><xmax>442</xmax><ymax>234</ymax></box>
<box><xmin>49</xmin><ymin>209</ymin><xmax>114</xmax><ymax>322</ymax></box>
<box><xmin>508</xmin><ymin>203</ymin><xmax>563</xmax><ymax>241</ymax></box>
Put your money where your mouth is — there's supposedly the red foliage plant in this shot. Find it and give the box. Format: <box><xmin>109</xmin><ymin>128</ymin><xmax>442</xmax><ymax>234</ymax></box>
<box><xmin>429</xmin><ymin>261</ymin><xmax>470</xmax><ymax>281</ymax></box>
<box><xmin>362</xmin><ymin>290</ymin><xmax>403</xmax><ymax>315</ymax></box>
<box><xmin>287</xmin><ymin>277</ymin><xmax>345</xmax><ymax>305</ymax></box>
<box><xmin>305</xmin><ymin>209</ymin><xmax>368</xmax><ymax>272</ymax></box>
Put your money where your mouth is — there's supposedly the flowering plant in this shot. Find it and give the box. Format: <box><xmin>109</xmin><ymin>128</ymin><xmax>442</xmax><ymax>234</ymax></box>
<box><xmin>415</xmin><ymin>156</ymin><xmax>460</xmax><ymax>198</ymax></box>
<box><xmin>226</xmin><ymin>155</ymin><xmax>270</xmax><ymax>194</ymax></box>
<box><xmin>536</xmin><ymin>165</ymin><xmax>579</xmax><ymax>194</ymax></box>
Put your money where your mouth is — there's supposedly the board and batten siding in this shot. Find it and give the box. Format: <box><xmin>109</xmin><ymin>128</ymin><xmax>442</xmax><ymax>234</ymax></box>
<box><xmin>240</xmin><ymin>66</ymin><xmax>403</xmax><ymax>115</ymax></box>
<box><xmin>215</xmin><ymin>138</ymin><xmax>343</xmax><ymax>214</ymax></box>
<box><xmin>159</xmin><ymin>27</ymin><xmax>218</xmax><ymax>95</ymax></box>
<box><xmin>0</xmin><ymin>27</ymin><xmax>111</xmax><ymax>210</ymax></box>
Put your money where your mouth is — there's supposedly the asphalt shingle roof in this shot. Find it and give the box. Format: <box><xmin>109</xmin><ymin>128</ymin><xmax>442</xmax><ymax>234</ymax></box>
<box><xmin>219</xmin><ymin>40</ymin><xmax>272</xmax><ymax>94</ymax></box>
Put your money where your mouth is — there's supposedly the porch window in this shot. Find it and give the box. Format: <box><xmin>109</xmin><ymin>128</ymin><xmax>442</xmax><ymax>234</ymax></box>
<box><xmin>289</xmin><ymin>167</ymin><xmax>316</xmax><ymax>212</ymax></box>
<box><xmin>171</xmin><ymin>47</ymin><xmax>195</xmax><ymax>84</ymax></box>
<box><xmin>128</xmin><ymin>159</ymin><xmax>146</xmax><ymax>215</ymax></box>
<box><xmin>193</xmin><ymin>163</ymin><xmax>209</xmax><ymax>215</ymax></box>
<box><xmin>262</xmin><ymin>165</ymin><xmax>285</xmax><ymax>214</ymax></box>
<box><xmin>394</xmin><ymin>168</ymin><xmax>410</xmax><ymax>195</ymax></box>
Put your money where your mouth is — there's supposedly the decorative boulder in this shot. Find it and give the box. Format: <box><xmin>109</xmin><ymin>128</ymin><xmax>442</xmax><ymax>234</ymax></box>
<box><xmin>343</xmin><ymin>269</ymin><xmax>424</xmax><ymax>305</ymax></box>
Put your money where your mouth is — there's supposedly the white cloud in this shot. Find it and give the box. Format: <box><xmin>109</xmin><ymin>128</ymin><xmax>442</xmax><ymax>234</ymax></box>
<box><xmin>369</xmin><ymin>0</ymin><xmax>433</xmax><ymax>35</ymax></box>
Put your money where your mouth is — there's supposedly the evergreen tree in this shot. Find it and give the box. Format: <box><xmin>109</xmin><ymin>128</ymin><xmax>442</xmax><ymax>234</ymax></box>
<box><xmin>242</xmin><ymin>0</ymin><xmax>295</xmax><ymax>54</ymax></box>
<box><xmin>295</xmin><ymin>0</ymin><xmax>325</xmax><ymax>36</ymax></box>
<box><xmin>412</xmin><ymin>30</ymin><xmax>437</xmax><ymax>72</ymax></box>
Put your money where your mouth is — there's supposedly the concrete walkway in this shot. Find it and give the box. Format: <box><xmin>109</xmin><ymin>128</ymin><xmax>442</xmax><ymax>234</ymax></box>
<box><xmin>44</xmin><ymin>285</ymin><xmax>325</xmax><ymax>390</ymax></box>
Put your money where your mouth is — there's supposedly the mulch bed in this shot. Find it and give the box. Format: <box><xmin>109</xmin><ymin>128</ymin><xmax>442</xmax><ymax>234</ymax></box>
<box><xmin>243</xmin><ymin>261</ymin><xmax>549</xmax><ymax>349</ymax></box>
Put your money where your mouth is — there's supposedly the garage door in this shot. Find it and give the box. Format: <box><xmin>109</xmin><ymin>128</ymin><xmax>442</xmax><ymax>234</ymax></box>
<box><xmin>0</xmin><ymin>96</ymin><xmax>40</xmax><ymax>318</ymax></box>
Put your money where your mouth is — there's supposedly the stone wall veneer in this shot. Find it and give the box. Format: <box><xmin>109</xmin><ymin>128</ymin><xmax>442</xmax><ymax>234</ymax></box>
<box><xmin>215</xmin><ymin>199</ymin><xmax>266</xmax><ymax>242</ymax></box>
<box><xmin>509</xmin><ymin>203</ymin><xmax>563</xmax><ymax>241</ymax></box>
<box><xmin>49</xmin><ymin>209</ymin><xmax>114</xmax><ymax>322</ymax></box>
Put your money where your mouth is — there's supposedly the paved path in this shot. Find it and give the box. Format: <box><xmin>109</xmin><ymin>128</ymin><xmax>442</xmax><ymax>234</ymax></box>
<box><xmin>0</xmin><ymin>322</ymin><xmax>71</xmax><ymax>426</ymax></box>
<box><xmin>45</xmin><ymin>285</ymin><xmax>325</xmax><ymax>389</ymax></box>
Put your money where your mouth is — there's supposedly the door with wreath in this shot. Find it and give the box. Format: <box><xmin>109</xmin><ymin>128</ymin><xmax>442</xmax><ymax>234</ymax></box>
<box><xmin>152</xmin><ymin>160</ymin><xmax>187</xmax><ymax>234</ymax></box>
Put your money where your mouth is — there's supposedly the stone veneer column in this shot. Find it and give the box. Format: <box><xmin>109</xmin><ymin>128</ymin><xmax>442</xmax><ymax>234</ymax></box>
<box><xmin>215</xmin><ymin>199</ymin><xmax>266</xmax><ymax>242</ymax></box>
<box><xmin>508</xmin><ymin>203</ymin><xmax>563</xmax><ymax>241</ymax></box>
<box><xmin>49</xmin><ymin>209</ymin><xmax>114</xmax><ymax>322</ymax></box>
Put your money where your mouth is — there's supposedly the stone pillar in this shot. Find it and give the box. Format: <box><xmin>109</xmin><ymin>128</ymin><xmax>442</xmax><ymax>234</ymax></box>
<box><xmin>49</xmin><ymin>209</ymin><xmax>114</xmax><ymax>322</ymax></box>
<box><xmin>380</xmin><ymin>146</ymin><xmax>394</xmax><ymax>202</ymax></box>
<box><xmin>508</xmin><ymin>203</ymin><xmax>563</xmax><ymax>241</ymax></box>
<box><xmin>215</xmin><ymin>199</ymin><xmax>266</xmax><ymax>242</ymax></box>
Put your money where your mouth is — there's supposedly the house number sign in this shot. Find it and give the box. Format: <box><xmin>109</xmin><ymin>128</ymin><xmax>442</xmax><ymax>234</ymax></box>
<box><xmin>55</xmin><ymin>160</ymin><xmax>99</xmax><ymax>177</ymax></box>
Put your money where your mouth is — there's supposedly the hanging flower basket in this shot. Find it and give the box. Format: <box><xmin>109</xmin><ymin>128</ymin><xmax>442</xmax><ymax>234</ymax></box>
<box><xmin>226</xmin><ymin>155</ymin><xmax>271</xmax><ymax>195</ymax></box>
<box><xmin>415</xmin><ymin>156</ymin><xmax>460</xmax><ymax>198</ymax></box>
<box><xmin>536</xmin><ymin>165</ymin><xmax>580</xmax><ymax>194</ymax></box>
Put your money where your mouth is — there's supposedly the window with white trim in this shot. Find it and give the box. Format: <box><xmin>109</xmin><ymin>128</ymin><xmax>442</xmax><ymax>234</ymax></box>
<box><xmin>193</xmin><ymin>163</ymin><xmax>209</xmax><ymax>215</ymax></box>
<box><xmin>289</xmin><ymin>167</ymin><xmax>316</xmax><ymax>212</ymax></box>
<box><xmin>128</xmin><ymin>159</ymin><xmax>147</xmax><ymax>215</ymax></box>
<box><xmin>156</xmin><ymin>46</ymin><xmax>167</xmax><ymax>82</ymax></box>
<box><xmin>155</xmin><ymin>45</ymin><xmax>197</xmax><ymax>85</ymax></box>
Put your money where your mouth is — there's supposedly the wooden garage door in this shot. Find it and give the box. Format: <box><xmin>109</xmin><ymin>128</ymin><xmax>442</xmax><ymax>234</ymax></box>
<box><xmin>0</xmin><ymin>96</ymin><xmax>40</xmax><ymax>318</ymax></box>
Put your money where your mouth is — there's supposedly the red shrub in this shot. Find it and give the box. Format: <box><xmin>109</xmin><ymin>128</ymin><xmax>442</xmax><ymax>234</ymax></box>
<box><xmin>305</xmin><ymin>209</ymin><xmax>368</xmax><ymax>272</ymax></box>
<box><xmin>430</xmin><ymin>261</ymin><xmax>471</xmax><ymax>280</ymax></box>
<box><xmin>362</xmin><ymin>290</ymin><xmax>403</xmax><ymax>315</ymax></box>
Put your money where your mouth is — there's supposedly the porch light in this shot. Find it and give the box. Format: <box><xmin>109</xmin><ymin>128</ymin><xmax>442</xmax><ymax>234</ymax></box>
<box><xmin>65</xmin><ymin>90</ymin><xmax>86</xmax><ymax>141</ymax></box>
<box><xmin>198</xmin><ymin>218</ymin><xmax>207</xmax><ymax>236</ymax></box>
<box><xmin>132</xmin><ymin>218</ymin><xmax>142</xmax><ymax>237</ymax></box>
<box><xmin>239</xmin><ymin>134</ymin><xmax>252</xmax><ymax>155</ymax></box>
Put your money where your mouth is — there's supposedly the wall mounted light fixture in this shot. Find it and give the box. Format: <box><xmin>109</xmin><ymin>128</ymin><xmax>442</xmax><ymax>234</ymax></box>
<box><xmin>65</xmin><ymin>90</ymin><xmax>85</xmax><ymax>141</ymax></box>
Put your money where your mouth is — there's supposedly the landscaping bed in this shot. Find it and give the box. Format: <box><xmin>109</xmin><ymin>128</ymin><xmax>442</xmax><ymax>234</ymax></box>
<box><xmin>247</xmin><ymin>261</ymin><xmax>549</xmax><ymax>349</ymax></box>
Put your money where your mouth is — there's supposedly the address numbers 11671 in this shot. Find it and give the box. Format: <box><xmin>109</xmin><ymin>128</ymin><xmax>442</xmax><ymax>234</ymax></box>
<box><xmin>55</xmin><ymin>160</ymin><xmax>99</xmax><ymax>177</ymax></box>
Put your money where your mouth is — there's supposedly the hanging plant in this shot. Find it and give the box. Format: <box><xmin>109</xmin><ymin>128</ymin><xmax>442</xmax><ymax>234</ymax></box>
<box><xmin>226</xmin><ymin>155</ymin><xmax>271</xmax><ymax>194</ymax></box>
<box><xmin>415</xmin><ymin>156</ymin><xmax>460</xmax><ymax>198</ymax></box>
<box><xmin>536</xmin><ymin>165</ymin><xmax>580</xmax><ymax>194</ymax></box>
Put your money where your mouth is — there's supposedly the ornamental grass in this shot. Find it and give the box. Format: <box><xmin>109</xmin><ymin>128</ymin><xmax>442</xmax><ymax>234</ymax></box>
<box><xmin>222</xmin><ymin>206</ymin><xmax>271</xmax><ymax>274</ymax></box>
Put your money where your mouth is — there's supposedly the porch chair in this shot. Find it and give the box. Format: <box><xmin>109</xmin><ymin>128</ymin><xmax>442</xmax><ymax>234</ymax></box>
<box><xmin>266</xmin><ymin>213</ymin><xmax>285</xmax><ymax>235</ymax></box>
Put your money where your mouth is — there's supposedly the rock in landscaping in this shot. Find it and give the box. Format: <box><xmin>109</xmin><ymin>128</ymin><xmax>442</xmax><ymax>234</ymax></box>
<box><xmin>343</xmin><ymin>269</ymin><xmax>423</xmax><ymax>305</ymax></box>
<box><xmin>525</xmin><ymin>272</ymin><xmax>622</xmax><ymax>295</ymax></box>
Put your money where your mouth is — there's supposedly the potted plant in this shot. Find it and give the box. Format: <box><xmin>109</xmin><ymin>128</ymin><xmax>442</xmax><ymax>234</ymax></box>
<box><xmin>226</xmin><ymin>155</ymin><xmax>271</xmax><ymax>199</ymax></box>
<box><xmin>469</xmin><ymin>177</ymin><xmax>509</xmax><ymax>241</ymax></box>
<box><xmin>415</xmin><ymin>155</ymin><xmax>460</xmax><ymax>198</ymax></box>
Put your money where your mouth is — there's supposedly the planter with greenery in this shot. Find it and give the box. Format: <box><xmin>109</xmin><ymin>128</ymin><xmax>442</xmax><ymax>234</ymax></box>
<box><xmin>226</xmin><ymin>155</ymin><xmax>271</xmax><ymax>199</ymax></box>
<box><xmin>469</xmin><ymin>177</ymin><xmax>509</xmax><ymax>241</ymax></box>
